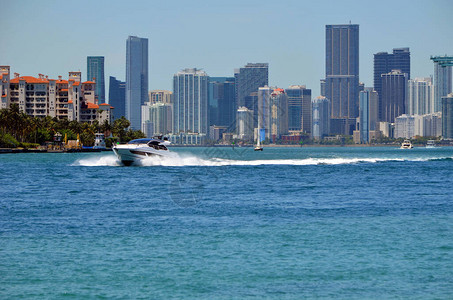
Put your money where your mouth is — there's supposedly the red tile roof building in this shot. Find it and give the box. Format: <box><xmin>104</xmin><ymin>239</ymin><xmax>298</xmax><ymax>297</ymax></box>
<box><xmin>0</xmin><ymin>66</ymin><xmax>114</xmax><ymax>124</ymax></box>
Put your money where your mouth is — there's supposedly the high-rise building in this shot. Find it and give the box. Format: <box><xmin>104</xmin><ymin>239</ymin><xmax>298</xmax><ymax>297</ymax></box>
<box><xmin>406</xmin><ymin>77</ymin><xmax>434</xmax><ymax>115</ymax></box>
<box><xmin>285</xmin><ymin>85</ymin><xmax>312</xmax><ymax>134</ymax></box>
<box><xmin>244</xmin><ymin>92</ymin><xmax>259</xmax><ymax>129</ymax></box>
<box><xmin>312</xmin><ymin>96</ymin><xmax>330</xmax><ymax>140</ymax></box>
<box><xmin>208</xmin><ymin>77</ymin><xmax>235</xmax><ymax>130</ymax></box>
<box><xmin>108</xmin><ymin>76</ymin><xmax>126</xmax><ymax>119</ymax></box>
<box><xmin>431</xmin><ymin>56</ymin><xmax>453</xmax><ymax>112</ymax></box>
<box><xmin>141</xmin><ymin>101</ymin><xmax>173</xmax><ymax>137</ymax></box>
<box><xmin>320</xmin><ymin>79</ymin><xmax>326</xmax><ymax>97</ymax></box>
<box><xmin>269</xmin><ymin>88</ymin><xmax>288</xmax><ymax>143</ymax></box>
<box><xmin>374</xmin><ymin>48</ymin><xmax>410</xmax><ymax>119</ymax></box>
<box><xmin>236</xmin><ymin>106</ymin><xmax>254</xmax><ymax>141</ymax></box>
<box><xmin>87</xmin><ymin>56</ymin><xmax>105</xmax><ymax>104</ymax></box>
<box><xmin>359</xmin><ymin>89</ymin><xmax>379</xmax><ymax>143</ymax></box>
<box><xmin>442</xmin><ymin>93</ymin><xmax>453</xmax><ymax>139</ymax></box>
<box><xmin>234</xmin><ymin>63</ymin><xmax>268</xmax><ymax>108</ymax></box>
<box><xmin>173</xmin><ymin>68</ymin><xmax>209</xmax><ymax>135</ymax></box>
<box><xmin>381</xmin><ymin>70</ymin><xmax>408</xmax><ymax>123</ymax></box>
<box><xmin>1</xmin><ymin>67</ymin><xmax>113</xmax><ymax>124</ymax></box>
<box><xmin>126</xmin><ymin>36</ymin><xmax>148</xmax><ymax>130</ymax></box>
<box><xmin>148</xmin><ymin>90</ymin><xmax>173</xmax><ymax>105</ymax></box>
<box><xmin>258</xmin><ymin>86</ymin><xmax>272</xmax><ymax>140</ymax></box>
<box><xmin>325</xmin><ymin>24</ymin><xmax>359</xmax><ymax>135</ymax></box>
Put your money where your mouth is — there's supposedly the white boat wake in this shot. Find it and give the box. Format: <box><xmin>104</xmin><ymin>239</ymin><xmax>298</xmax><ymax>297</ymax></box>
<box><xmin>73</xmin><ymin>153</ymin><xmax>452</xmax><ymax>167</ymax></box>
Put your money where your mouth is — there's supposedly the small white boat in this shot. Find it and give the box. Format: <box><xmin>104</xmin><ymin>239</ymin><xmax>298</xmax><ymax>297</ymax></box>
<box><xmin>426</xmin><ymin>140</ymin><xmax>436</xmax><ymax>148</ymax></box>
<box><xmin>112</xmin><ymin>137</ymin><xmax>172</xmax><ymax>166</ymax></box>
<box><xmin>400</xmin><ymin>139</ymin><xmax>413</xmax><ymax>149</ymax></box>
<box><xmin>254</xmin><ymin>119</ymin><xmax>263</xmax><ymax>151</ymax></box>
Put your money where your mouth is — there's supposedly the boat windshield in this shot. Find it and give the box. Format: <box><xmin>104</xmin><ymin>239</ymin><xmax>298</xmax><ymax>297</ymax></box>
<box><xmin>128</xmin><ymin>138</ymin><xmax>152</xmax><ymax>144</ymax></box>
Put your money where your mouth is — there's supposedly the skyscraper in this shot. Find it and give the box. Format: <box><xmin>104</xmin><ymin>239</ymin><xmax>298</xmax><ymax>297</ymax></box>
<box><xmin>406</xmin><ymin>77</ymin><xmax>434</xmax><ymax>115</ymax></box>
<box><xmin>442</xmin><ymin>93</ymin><xmax>453</xmax><ymax>139</ymax></box>
<box><xmin>126</xmin><ymin>36</ymin><xmax>148</xmax><ymax>130</ymax></box>
<box><xmin>208</xmin><ymin>77</ymin><xmax>235</xmax><ymax>130</ymax></box>
<box><xmin>358</xmin><ymin>88</ymin><xmax>378</xmax><ymax>143</ymax></box>
<box><xmin>325</xmin><ymin>24</ymin><xmax>359</xmax><ymax>135</ymax></box>
<box><xmin>173</xmin><ymin>68</ymin><xmax>209</xmax><ymax>135</ymax></box>
<box><xmin>236</xmin><ymin>106</ymin><xmax>254</xmax><ymax>141</ymax></box>
<box><xmin>374</xmin><ymin>48</ymin><xmax>410</xmax><ymax>120</ymax></box>
<box><xmin>312</xmin><ymin>96</ymin><xmax>330</xmax><ymax>140</ymax></box>
<box><xmin>269</xmin><ymin>88</ymin><xmax>288</xmax><ymax>143</ymax></box>
<box><xmin>234</xmin><ymin>63</ymin><xmax>268</xmax><ymax>109</ymax></box>
<box><xmin>87</xmin><ymin>56</ymin><xmax>105</xmax><ymax>104</ymax></box>
<box><xmin>285</xmin><ymin>85</ymin><xmax>312</xmax><ymax>134</ymax></box>
<box><xmin>431</xmin><ymin>56</ymin><xmax>453</xmax><ymax>112</ymax></box>
<box><xmin>108</xmin><ymin>76</ymin><xmax>126</xmax><ymax>119</ymax></box>
<box><xmin>381</xmin><ymin>70</ymin><xmax>408</xmax><ymax>123</ymax></box>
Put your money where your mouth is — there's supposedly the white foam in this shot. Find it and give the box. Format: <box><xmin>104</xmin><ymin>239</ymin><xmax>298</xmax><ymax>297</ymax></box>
<box><xmin>73</xmin><ymin>155</ymin><xmax>121</xmax><ymax>167</ymax></box>
<box><xmin>73</xmin><ymin>153</ymin><xmax>451</xmax><ymax>167</ymax></box>
<box><xmin>139</xmin><ymin>155</ymin><xmax>404</xmax><ymax>167</ymax></box>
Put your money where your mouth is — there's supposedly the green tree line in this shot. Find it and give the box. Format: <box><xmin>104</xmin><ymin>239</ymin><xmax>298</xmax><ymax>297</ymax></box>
<box><xmin>0</xmin><ymin>104</ymin><xmax>145</xmax><ymax>148</ymax></box>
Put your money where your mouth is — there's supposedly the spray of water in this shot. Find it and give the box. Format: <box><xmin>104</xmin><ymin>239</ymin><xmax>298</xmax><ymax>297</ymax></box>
<box><xmin>72</xmin><ymin>152</ymin><xmax>452</xmax><ymax>167</ymax></box>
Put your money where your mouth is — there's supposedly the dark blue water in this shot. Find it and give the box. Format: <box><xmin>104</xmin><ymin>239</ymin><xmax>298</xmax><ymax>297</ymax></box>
<box><xmin>1</xmin><ymin>147</ymin><xmax>452</xmax><ymax>299</ymax></box>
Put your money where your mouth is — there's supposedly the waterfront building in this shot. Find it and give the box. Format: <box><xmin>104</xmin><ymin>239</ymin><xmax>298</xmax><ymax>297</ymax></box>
<box><xmin>244</xmin><ymin>92</ymin><xmax>259</xmax><ymax>128</ymax></box>
<box><xmin>257</xmin><ymin>86</ymin><xmax>272</xmax><ymax>140</ymax></box>
<box><xmin>406</xmin><ymin>77</ymin><xmax>434</xmax><ymax>115</ymax></box>
<box><xmin>269</xmin><ymin>88</ymin><xmax>288</xmax><ymax>143</ymax></box>
<box><xmin>0</xmin><ymin>66</ymin><xmax>11</xmax><ymax>109</ymax></box>
<box><xmin>209</xmin><ymin>125</ymin><xmax>228</xmax><ymax>141</ymax></box>
<box><xmin>374</xmin><ymin>48</ymin><xmax>410</xmax><ymax>117</ymax></box>
<box><xmin>395</xmin><ymin>114</ymin><xmax>415</xmax><ymax>139</ymax></box>
<box><xmin>381</xmin><ymin>70</ymin><xmax>408</xmax><ymax>123</ymax></box>
<box><xmin>236</xmin><ymin>106</ymin><xmax>254</xmax><ymax>141</ymax></box>
<box><xmin>431</xmin><ymin>56</ymin><xmax>453</xmax><ymax>112</ymax></box>
<box><xmin>359</xmin><ymin>90</ymin><xmax>369</xmax><ymax>143</ymax></box>
<box><xmin>126</xmin><ymin>36</ymin><xmax>148</xmax><ymax>130</ymax></box>
<box><xmin>312</xmin><ymin>96</ymin><xmax>330</xmax><ymax>140</ymax></box>
<box><xmin>108</xmin><ymin>76</ymin><xmax>126</xmax><ymax>119</ymax></box>
<box><xmin>208</xmin><ymin>77</ymin><xmax>235</xmax><ymax>130</ymax></box>
<box><xmin>395</xmin><ymin>113</ymin><xmax>442</xmax><ymax>138</ymax></box>
<box><xmin>141</xmin><ymin>101</ymin><xmax>173</xmax><ymax>137</ymax></box>
<box><xmin>173</xmin><ymin>68</ymin><xmax>209</xmax><ymax>142</ymax></box>
<box><xmin>234</xmin><ymin>63</ymin><xmax>268</xmax><ymax>108</ymax></box>
<box><xmin>415</xmin><ymin>113</ymin><xmax>442</xmax><ymax>137</ymax></box>
<box><xmin>0</xmin><ymin>66</ymin><xmax>113</xmax><ymax>123</ymax></box>
<box><xmin>148</xmin><ymin>90</ymin><xmax>173</xmax><ymax>105</ymax></box>
<box><xmin>87</xmin><ymin>56</ymin><xmax>105</xmax><ymax>104</ymax></box>
<box><xmin>285</xmin><ymin>85</ymin><xmax>312</xmax><ymax>134</ymax></box>
<box><xmin>442</xmin><ymin>93</ymin><xmax>453</xmax><ymax>139</ymax></box>
<box><xmin>325</xmin><ymin>24</ymin><xmax>359</xmax><ymax>135</ymax></box>
<box><xmin>359</xmin><ymin>88</ymin><xmax>379</xmax><ymax>142</ymax></box>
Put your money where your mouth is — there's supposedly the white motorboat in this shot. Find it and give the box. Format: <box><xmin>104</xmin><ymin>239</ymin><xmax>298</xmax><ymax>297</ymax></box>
<box><xmin>400</xmin><ymin>139</ymin><xmax>413</xmax><ymax>149</ymax></box>
<box><xmin>112</xmin><ymin>137</ymin><xmax>172</xmax><ymax>166</ymax></box>
<box><xmin>426</xmin><ymin>140</ymin><xmax>436</xmax><ymax>148</ymax></box>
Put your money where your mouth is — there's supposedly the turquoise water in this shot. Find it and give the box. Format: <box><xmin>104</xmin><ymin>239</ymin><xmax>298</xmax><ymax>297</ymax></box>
<box><xmin>1</xmin><ymin>146</ymin><xmax>453</xmax><ymax>299</ymax></box>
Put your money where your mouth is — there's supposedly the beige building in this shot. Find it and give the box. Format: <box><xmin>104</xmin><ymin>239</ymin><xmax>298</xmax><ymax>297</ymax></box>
<box><xmin>0</xmin><ymin>66</ymin><xmax>113</xmax><ymax>124</ymax></box>
<box><xmin>148</xmin><ymin>90</ymin><xmax>173</xmax><ymax>104</ymax></box>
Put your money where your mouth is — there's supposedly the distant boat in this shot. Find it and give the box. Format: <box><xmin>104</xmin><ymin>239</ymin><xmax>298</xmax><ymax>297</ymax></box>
<box><xmin>254</xmin><ymin>119</ymin><xmax>263</xmax><ymax>151</ymax></box>
<box><xmin>400</xmin><ymin>139</ymin><xmax>413</xmax><ymax>149</ymax></box>
<box><xmin>426</xmin><ymin>140</ymin><xmax>436</xmax><ymax>148</ymax></box>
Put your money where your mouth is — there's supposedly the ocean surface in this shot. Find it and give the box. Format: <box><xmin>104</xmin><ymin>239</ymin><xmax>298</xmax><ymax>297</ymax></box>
<box><xmin>1</xmin><ymin>146</ymin><xmax>452</xmax><ymax>299</ymax></box>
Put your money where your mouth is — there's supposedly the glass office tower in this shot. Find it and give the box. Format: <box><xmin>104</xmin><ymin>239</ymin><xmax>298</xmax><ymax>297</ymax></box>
<box><xmin>126</xmin><ymin>36</ymin><xmax>148</xmax><ymax>130</ymax></box>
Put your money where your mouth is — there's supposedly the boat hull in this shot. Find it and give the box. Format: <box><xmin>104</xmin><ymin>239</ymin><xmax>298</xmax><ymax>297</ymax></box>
<box><xmin>112</xmin><ymin>145</ymin><xmax>172</xmax><ymax>165</ymax></box>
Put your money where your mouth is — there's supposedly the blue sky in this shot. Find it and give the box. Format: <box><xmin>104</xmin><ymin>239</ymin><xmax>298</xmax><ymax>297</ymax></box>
<box><xmin>1</xmin><ymin>0</ymin><xmax>452</xmax><ymax>99</ymax></box>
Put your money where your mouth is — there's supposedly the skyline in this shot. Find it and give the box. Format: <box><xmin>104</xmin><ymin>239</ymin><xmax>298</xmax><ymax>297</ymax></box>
<box><xmin>1</xmin><ymin>0</ymin><xmax>452</xmax><ymax>99</ymax></box>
